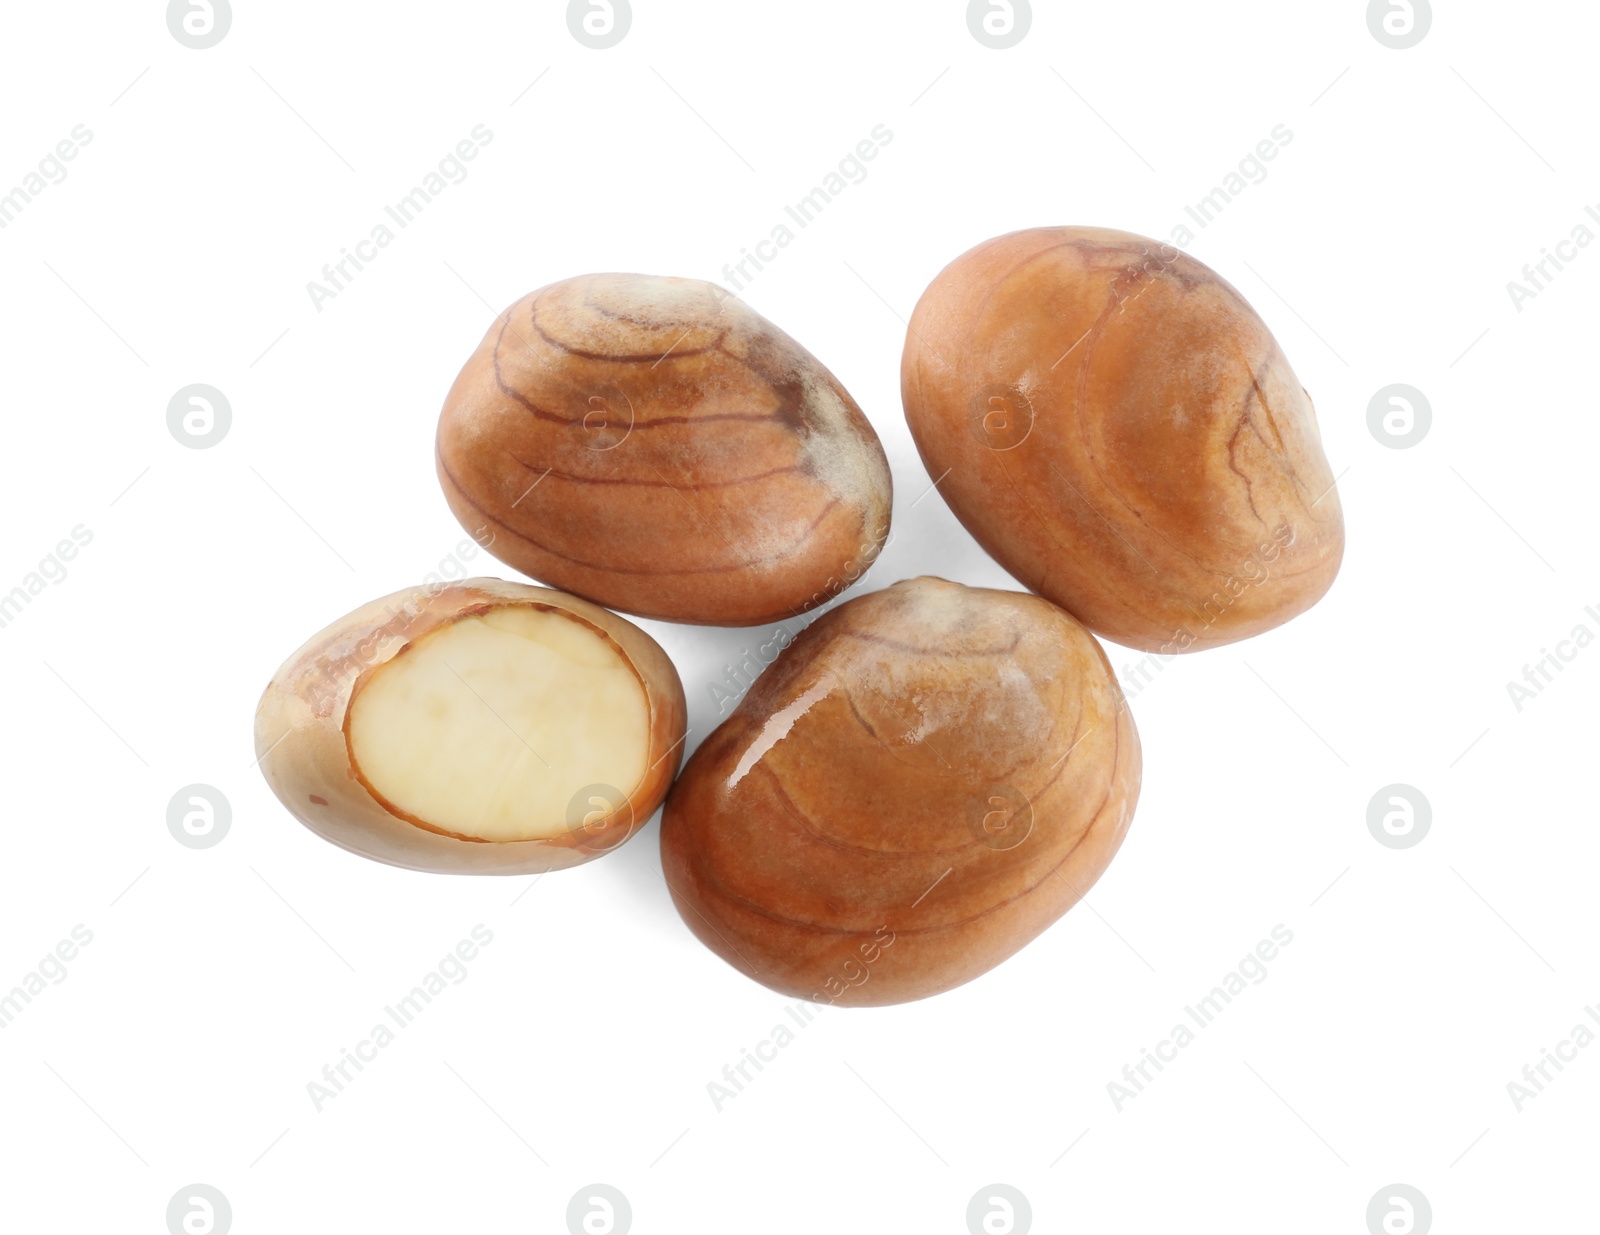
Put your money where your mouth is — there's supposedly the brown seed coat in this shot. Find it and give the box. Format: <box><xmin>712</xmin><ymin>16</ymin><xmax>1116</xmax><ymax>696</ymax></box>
<box><xmin>438</xmin><ymin>273</ymin><xmax>893</xmax><ymax>626</ymax></box>
<box><xmin>254</xmin><ymin>578</ymin><xmax>687</xmax><ymax>875</ymax></box>
<box><xmin>902</xmin><ymin>227</ymin><xmax>1344</xmax><ymax>652</ymax></box>
<box><xmin>660</xmin><ymin>576</ymin><xmax>1141</xmax><ymax>1006</ymax></box>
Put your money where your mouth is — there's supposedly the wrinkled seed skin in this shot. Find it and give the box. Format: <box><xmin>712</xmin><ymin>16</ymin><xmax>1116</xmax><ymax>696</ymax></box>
<box><xmin>660</xmin><ymin>576</ymin><xmax>1141</xmax><ymax>1006</ymax></box>
<box><xmin>437</xmin><ymin>273</ymin><xmax>893</xmax><ymax>627</ymax></box>
<box><xmin>902</xmin><ymin>227</ymin><xmax>1344</xmax><ymax>653</ymax></box>
<box><xmin>253</xmin><ymin>578</ymin><xmax>687</xmax><ymax>875</ymax></box>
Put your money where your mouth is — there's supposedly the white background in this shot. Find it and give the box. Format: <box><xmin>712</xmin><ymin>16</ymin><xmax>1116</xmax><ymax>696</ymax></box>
<box><xmin>0</xmin><ymin>1</ymin><xmax>1593</xmax><ymax>1231</ymax></box>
